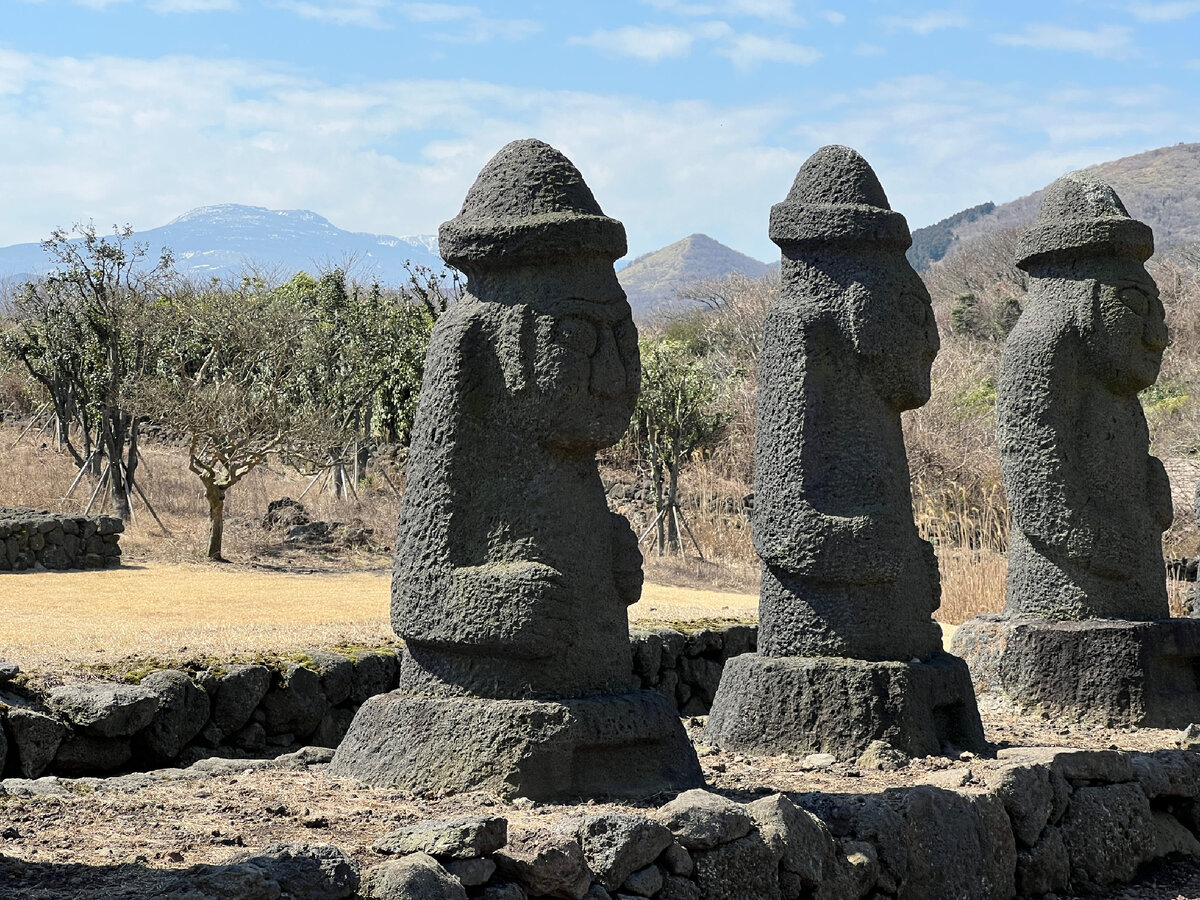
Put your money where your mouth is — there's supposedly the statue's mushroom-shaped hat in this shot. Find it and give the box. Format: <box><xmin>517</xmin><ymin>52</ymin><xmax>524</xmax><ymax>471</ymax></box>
<box><xmin>1016</xmin><ymin>173</ymin><xmax>1152</xmax><ymax>271</ymax></box>
<box><xmin>439</xmin><ymin>138</ymin><xmax>626</xmax><ymax>273</ymax></box>
<box><xmin>770</xmin><ymin>145</ymin><xmax>911</xmax><ymax>252</ymax></box>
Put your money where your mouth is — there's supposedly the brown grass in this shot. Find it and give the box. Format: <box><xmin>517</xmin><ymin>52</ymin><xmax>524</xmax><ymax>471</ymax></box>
<box><xmin>0</xmin><ymin>560</ymin><xmax>759</xmax><ymax>673</ymax></box>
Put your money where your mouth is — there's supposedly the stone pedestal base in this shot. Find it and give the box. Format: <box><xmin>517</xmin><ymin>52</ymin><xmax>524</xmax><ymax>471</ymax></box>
<box><xmin>328</xmin><ymin>688</ymin><xmax>703</xmax><ymax>801</ymax></box>
<box><xmin>703</xmin><ymin>652</ymin><xmax>985</xmax><ymax>760</ymax></box>
<box><xmin>951</xmin><ymin>614</ymin><xmax>1200</xmax><ymax>728</ymax></box>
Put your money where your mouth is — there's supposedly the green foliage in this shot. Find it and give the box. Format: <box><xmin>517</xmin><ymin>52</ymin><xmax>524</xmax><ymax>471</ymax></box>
<box><xmin>949</xmin><ymin>293</ymin><xmax>979</xmax><ymax>336</ymax></box>
<box><xmin>631</xmin><ymin>337</ymin><xmax>727</xmax><ymax>473</ymax></box>
<box><xmin>952</xmin><ymin>376</ymin><xmax>998</xmax><ymax>415</ymax></box>
<box><xmin>1140</xmin><ymin>381</ymin><xmax>1190</xmax><ymax>422</ymax></box>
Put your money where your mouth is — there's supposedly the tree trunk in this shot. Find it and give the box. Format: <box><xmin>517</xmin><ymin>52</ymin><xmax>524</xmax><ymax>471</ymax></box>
<box><xmin>652</xmin><ymin>457</ymin><xmax>665</xmax><ymax>556</ymax></box>
<box><xmin>205</xmin><ymin>480</ymin><xmax>227</xmax><ymax>561</ymax></box>
<box><xmin>103</xmin><ymin>410</ymin><xmax>131</xmax><ymax>521</ymax></box>
<box><xmin>666</xmin><ymin>457</ymin><xmax>681</xmax><ymax>552</ymax></box>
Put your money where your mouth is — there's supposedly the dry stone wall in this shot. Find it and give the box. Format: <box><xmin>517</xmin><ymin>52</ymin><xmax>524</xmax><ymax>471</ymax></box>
<box><xmin>0</xmin><ymin>626</ymin><xmax>750</xmax><ymax>781</ymax></box>
<box><xmin>0</xmin><ymin>507</ymin><xmax>123</xmax><ymax>571</ymax></box>
<box><xmin>5</xmin><ymin>749</ymin><xmax>1200</xmax><ymax>899</ymax></box>
<box><xmin>0</xmin><ymin>649</ymin><xmax>402</xmax><ymax>779</ymax></box>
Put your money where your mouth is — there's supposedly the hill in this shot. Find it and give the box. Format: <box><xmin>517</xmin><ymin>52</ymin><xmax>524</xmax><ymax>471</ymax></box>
<box><xmin>0</xmin><ymin>204</ymin><xmax>443</xmax><ymax>286</ymax></box>
<box><xmin>618</xmin><ymin>233</ymin><xmax>772</xmax><ymax>321</ymax></box>
<box><xmin>911</xmin><ymin>143</ymin><xmax>1200</xmax><ymax>270</ymax></box>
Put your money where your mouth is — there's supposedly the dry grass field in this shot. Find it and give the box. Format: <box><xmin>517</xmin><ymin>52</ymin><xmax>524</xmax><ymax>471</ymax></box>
<box><xmin>0</xmin><ymin>559</ymin><xmax>762</xmax><ymax>674</ymax></box>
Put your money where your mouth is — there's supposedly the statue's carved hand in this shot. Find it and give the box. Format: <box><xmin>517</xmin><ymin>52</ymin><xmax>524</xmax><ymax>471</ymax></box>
<box><xmin>610</xmin><ymin>512</ymin><xmax>644</xmax><ymax>605</ymax></box>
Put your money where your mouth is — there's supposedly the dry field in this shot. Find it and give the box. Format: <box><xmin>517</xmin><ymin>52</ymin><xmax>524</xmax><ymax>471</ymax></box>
<box><xmin>0</xmin><ymin>560</ymin><xmax>761</xmax><ymax>674</ymax></box>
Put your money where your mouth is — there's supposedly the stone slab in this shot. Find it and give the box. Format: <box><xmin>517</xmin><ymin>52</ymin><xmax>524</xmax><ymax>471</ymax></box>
<box><xmin>328</xmin><ymin>689</ymin><xmax>703</xmax><ymax>801</ymax></box>
<box><xmin>704</xmin><ymin>652</ymin><xmax>985</xmax><ymax>760</ymax></box>
<box><xmin>951</xmin><ymin>614</ymin><xmax>1200</xmax><ymax>727</ymax></box>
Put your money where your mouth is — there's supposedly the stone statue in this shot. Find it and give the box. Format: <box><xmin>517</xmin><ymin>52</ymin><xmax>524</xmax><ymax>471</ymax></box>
<box><xmin>392</xmin><ymin>139</ymin><xmax>645</xmax><ymax>700</ymax></box>
<box><xmin>706</xmin><ymin>146</ymin><xmax>984</xmax><ymax>759</ymax></box>
<box><xmin>999</xmin><ymin>172</ymin><xmax>1172</xmax><ymax>620</ymax></box>
<box><xmin>753</xmin><ymin>144</ymin><xmax>944</xmax><ymax>663</ymax></box>
<box><xmin>951</xmin><ymin>174</ymin><xmax>1200</xmax><ymax>728</ymax></box>
<box><xmin>331</xmin><ymin>139</ymin><xmax>702</xmax><ymax>798</ymax></box>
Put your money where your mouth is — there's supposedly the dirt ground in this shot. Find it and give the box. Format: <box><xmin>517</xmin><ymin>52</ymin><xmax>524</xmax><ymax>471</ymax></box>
<box><xmin>1</xmin><ymin>712</ymin><xmax>1197</xmax><ymax>899</ymax></box>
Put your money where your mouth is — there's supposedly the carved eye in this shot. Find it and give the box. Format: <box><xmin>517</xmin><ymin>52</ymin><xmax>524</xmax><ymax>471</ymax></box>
<box><xmin>556</xmin><ymin>316</ymin><xmax>598</xmax><ymax>356</ymax></box>
<box><xmin>900</xmin><ymin>292</ymin><xmax>930</xmax><ymax>326</ymax></box>
<box><xmin>1119</xmin><ymin>287</ymin><xmax>1149</xmax><ymax>316</ymax></box>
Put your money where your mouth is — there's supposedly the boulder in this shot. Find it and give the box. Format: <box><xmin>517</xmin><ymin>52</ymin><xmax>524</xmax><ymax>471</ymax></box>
<box><xmin>374</xmin><ymin>816</ymin><xmax>507</xmax><ymax>859</ymax></box>
<box><xmin>47</xmin><ymin>682</ymin><xmax>158</xmax><ymax>737</ymax></box>
<box><xmin>692</xmin><ymin>832</ymin><xmax>781</xmax><ymax>900</ymax></box>
<box><xmin>494</xmin><ymin>829</ymin><xmax>593</xmax><ymax>900</ymax></box>
<box><xmin>653</xmin><ymin>789</ymin><xmax>752</xmax><ymax>851</ymax></box>
<box><xmin>305</xmin><ymin>651</ymin><xmax>354</xmax><ymax>706</ymax></box>
<box><xmin>361</xmin><ymin>853</ymin><xmax>467</xmax><ymax>900</ymax></box>
<box><xmin>261</xmin><ymin>665</ymin><xmax>327</xmax><ymax>738</ymax></box>
<box><xmin>4</xmin><ymin>707</ymin><xmax>66</xmax><ymax>778</ymax></box>
<box><xmin>620</xmin><ymin>864</ymin><xmax>664</xmax><ymax>897</ymax></box>
<box><xmin>746</xmin><ymin>794</ymin><xmax>839</xmax><ymax>886</ymax></box>
<box><xmin>349</xmin><ymin>651</ymin><xmax>399</xmax><ymax>704</ymax></box>
<box><xmin>576</xmin><ymin>813</ymin><xmax>673</xmax><ymax>891</ymax></box>
<box><xmin>210</xmin><ymin>665</ymin><xmax>272</xmax><ymax>738</ymax></box>
<box><xmin>139</xmin><ymin>670</ymin><xmax>211</xmax><ymax>760</ymax></box>
<box><xmin>1060</xmin><ymin>782</ymin><xmax>1155</xmax><ymax>893</ymax></box>
<box><xmin>224</xmin><ymin>842</ymin><xmax>359</xmax><ymax>900</ymax></box>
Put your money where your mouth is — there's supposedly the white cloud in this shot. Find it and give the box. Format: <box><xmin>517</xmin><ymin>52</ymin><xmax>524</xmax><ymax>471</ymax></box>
<box><xmin>396</xmin><ymin>3</ymin><xmax>539</xmax><ymax>41</ymax></box>
<box><xmin>148</xmin><ymin>0</ymin><xmax>237</xmax><ymax>10</ymax></box>
<box><xmin>993</xmin><ymin>24</ymin><xmax>1133</xmax><ymax>58</ymax></box>
<box><xmin>275</xmin><ymin>0</ymin><xmax>389</xmax><ymax>28</ymax></box>
<box><xmin>717</xmin><ymin>34</ymin><xmax>821</xmax><ymax>69</ymax></box>
<box><xmin>821</xmin><ymin>10</ymin><xmax>846</xmax><ymax>25</ymax></box>
<box><xmin>882</xmin><ymin>11</ymin><xmax>969</xmax><ymax>34</ymax></box>
<box><xmin>642</xmin><ymin>0</ymin><xmax>803</xmax><ymax>25</ymax></box>
<box><xmin>570</xmin><ymin>25</ymin><xmax>699</xmax><ymax>62</ymax></box>
<box><xmin>854</xmin><ymin>42</ymin><xmax>885</xmax><ymax>56</ymax></box>
<box><xmin>1127</xmin><ymin>1</ymin><xmax>1200</xmax><ymax>21</ymax></box>
<box><xmin>0</xmin><ymin>51</ymin><xmax>1196</xmax><ymax>261</ymax></box>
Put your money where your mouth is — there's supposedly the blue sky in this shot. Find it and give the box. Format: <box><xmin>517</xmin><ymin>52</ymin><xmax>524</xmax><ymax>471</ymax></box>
<box><xmin>2</xmin><ymin>1</ymin><xmax>1199</xmax><ymax>262</ymax></box>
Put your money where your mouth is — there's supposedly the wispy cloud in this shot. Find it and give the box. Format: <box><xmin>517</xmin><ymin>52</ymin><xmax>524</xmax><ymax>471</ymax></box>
<box><xmin>0</xmin><ymin>51</ymin><xmax>1194</xmax><ymax>260</ymax></box>
<box><xmin>993</xmin><ymin>24</ymin><xmax>1133</xmax><ymax>59</ymax></box>
<box><xmin>820</xmin><ymin>10</ymin><xmax>845</xmax><ymax>25</ymax></box>
<box><xmin>882</xmin><ymin>11</ymin><xmax>969</xmax><ymax>34</ymax></box>
<box><xmin>642</xmin><ymin>0</ymin><xmax>804</xmax><ymax>26</ymax></box>
<box><xmin>718</xmin><ymin>34</ymin><xmax>821</xmax><ymax>69</ymax></box>
<box><xmin>148</xmin><ymin>0</ymin><xmax>236</xmax><ymax>10</ymax></box>
<box><xmin>570</xmin><ymin>25</ymin><xmax>699</xmax><ymax>62</ymax></box>
<box><xmin>855</xmin><ymin>43</ymin><xmax>885</xmax><ymax>56</ymax></box>
<box><xmin>275</xmin><ymin>0</ymin><xmax>389</xmax><ymax>28</ymax></box>
<box><xmin>572</xmin><ymin>20</ymin><xmax>816</xmax><ymax>67</ymax></box>
<box><xmin>396</xmin><ymin>3</ymin><xmax>539</xmax><ymax>41</ymax></box>
<box><xmin>1127</xmin><ymin>1</ymin><xmax>1200</xmax><ymax>21</ymax></box>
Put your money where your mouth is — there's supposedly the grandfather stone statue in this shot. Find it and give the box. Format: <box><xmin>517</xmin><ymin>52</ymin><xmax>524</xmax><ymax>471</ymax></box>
<box><xmin>706</xmin><ymin>146</ymin><xmax>985</xmax><ymax>759</ymax></box>
<box><xmin>952</xmin><ymin>173</ymin><xmax>1200</xmax><ymax>727</ymax></box>
<box><xmin>1001</xmin><ymin>173</ymin><xmax>1171</xmax><ymax>620</ymax></box>
<box><xmin>331</xmin><ymin>139</ymin><xmax>702</xmax><ymax>798</ymax></box>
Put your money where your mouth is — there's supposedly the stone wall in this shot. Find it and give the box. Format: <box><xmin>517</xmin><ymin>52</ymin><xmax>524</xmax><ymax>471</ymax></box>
<box><xmin>0</xmin><ymin>648</ymin><xmax>402</xmax><ymax>779</ymax></box>
<box><xmin>352</xmin><ymin>747</ymin><xmax>1200</xmax><ymax>899</ymax></box>
<box><xmin>0</xmin><ymin>507</ymin><xmax>123</xmax><ymax>571</ymax></box>
<box><xmin>0</xmin><ymin>626</ymin><xmax>753</xmax><ymax>781</ymax></box>
<box><xmin>6</xmin><ymin>747</ymin><xmax>1199</xmax><ymax>899</ymax></box>
<box><xmin>631</xmin><ymin>624</ymin><xmax>757</xmax><ymax>717</ymax></box>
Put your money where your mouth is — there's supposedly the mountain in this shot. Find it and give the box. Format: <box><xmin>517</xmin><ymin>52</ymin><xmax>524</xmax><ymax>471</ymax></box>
<box><xmin>618</xmin><ymin>233</ymin><xmax>772</xmax><ymax>320</ymax></box>
<box><xmin>0</xmin><ymin>204</ymin><xmax>443</xmax><ymax>285</ymax></box>
<box><xmin>910</xmin><ymin>143</ymin><xmax>1200</xmax><ymax>270</ymax></box>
